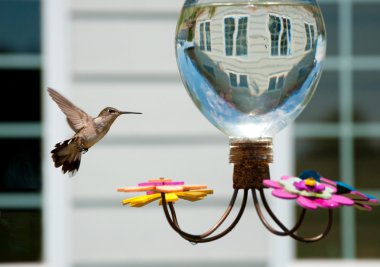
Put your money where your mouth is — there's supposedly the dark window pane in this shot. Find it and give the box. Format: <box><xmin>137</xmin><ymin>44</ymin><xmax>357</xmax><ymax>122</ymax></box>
<box><xmin>0</xmin><ymin>139</ymin><xmax>41</xmax><ymax>192</ymax></box>
<box><xmin>0</xmin><ymin>210</ymin><xmax>42</xmax><ymax>262</ymax></box>
<box><xmin>356</xmin><ymin>207</ymin><xmax>380</xmax><ymax>258</ymax></box>
<box><xmin>319</xmin><ymin>3</ymin><xmax>338</xmax><ymax>56</ymax></box>
<box><xmin>353</xmin><ymin>4</ymin><xmax>380</xmax><ymax>55</ymax></box>
<box><xmin>295</xmin><ymin>139</ymin><xmax>341</xmax><ymax>259</ymax></box>
<box><xmin>0</xmin><ymin>69</ymin><xmax>41</xmax><ymax>122</ymax></box>
<box><xmin>297</xmin><ymin>208</ymin><xmax>342</xmax><ymax>258</ymax></box>
<box><xmin>354</xmin><ymin>138</ymin><xmax>380</xmax><ymax>189</ymax></box>
<box><xmin>224</xmin><ymin>17</ymin><xmax>235</xmax><ymax>56</ymax></box>
<box><xmin>296</xmin><ymin>138</ymin><xmax>339</xmax><ymax>180</ymax></box>
<box><xmin>229</xmin><ymin>72</ymin><xmax>237</xmax><ymax>87</ymax></box>
<box><xmin>268</xmin><ymin>77</ymin><xmax>277</xmax><ymax>91</ymax></box>
<box><xmin>0</xmin><ymin>1</ymin><xmax>40</xmax><ymax>53</ymax></box>
<box><xmin>296</xmin><ymin>71</ymin><xmax>339</xmax><ymax>123</ymax></box>
<box><xmin>353</xmin><ymin>71</ymin><xmax>380</xmax><ymax>122</ymax></box>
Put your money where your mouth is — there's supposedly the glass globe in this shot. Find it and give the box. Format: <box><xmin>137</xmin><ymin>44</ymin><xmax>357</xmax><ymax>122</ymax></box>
<box><xmin>175</xmin><ymin>0</ymin><xmax>326</xmax><ymax>138</ymax></box>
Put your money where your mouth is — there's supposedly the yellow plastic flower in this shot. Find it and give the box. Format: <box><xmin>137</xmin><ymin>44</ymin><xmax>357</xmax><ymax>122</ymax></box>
<box><xmin>117</xmin><ymin>178</ymin><xmax>213</xmax><ymax>207</ymax></box>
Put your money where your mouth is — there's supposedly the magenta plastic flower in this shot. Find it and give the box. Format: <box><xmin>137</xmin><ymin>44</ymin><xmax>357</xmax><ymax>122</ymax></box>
<box><xmin>320</xmin><ymin>178</ymin><xmax>379</xmax><ymax>211</ymax></box>
<box><xmin>263</xmin><ymin>176</ymin><xmax>355</xmax><ymax>210</ymax></box>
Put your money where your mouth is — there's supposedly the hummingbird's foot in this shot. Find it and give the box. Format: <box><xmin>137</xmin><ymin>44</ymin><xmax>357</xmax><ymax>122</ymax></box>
<box><xmin>77</xmin><ymin>144</ymin><xmax>88</xmax><ymax>154</ymax></box>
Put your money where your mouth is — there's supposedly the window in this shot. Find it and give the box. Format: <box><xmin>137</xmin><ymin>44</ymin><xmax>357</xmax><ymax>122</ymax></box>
<box><xmin>268</xmin><ymin>74</ymin><xmax>285</xmax><ymax>91</ymax></box>
<box><xmin>295</xmin><ymin>1</ymin><xmax>380</xmax><ymax>260</ymax></box>
<box><xmin>199</xmin><ymin>20</ymin><xmax>211</xmax><ymax>51</ymax></box>
<box><xmin>236</xmin><ymin>17</ymin><xmax>248</xmax><ymax>56</ymax></box>
<box><xmin>203</xmin><ymin>64</ymin><xmax>215</xmax><ymax>78</ymax></box>
<box><xmin>281</xmin><ymin>18</ymin><xmax>291</xmax><ymax>55</ymax></box>
<box><xmin>205</xmin><ymin>21</ymin><xmax>211</xmax><ymax>51</ymax></box>
<box><xmin>199</xmin><ymin>21</ymin><xmax>205</xmax><ymax>50</ymax></box>
<box><xmin>224</xmin><ymin>17</ymin><xmax>235</xmax><ymax>56</ymax></box>
<box><xmin>305</xmin><ymin>22</ymin><xmax>315</xmax><ymax>51</ymax></box>
<box><xmin>229</xmin><ymin>72</ymin><xmax>249</xmax><ymax>88</ymax></box>
<box><xmin>224</xmin><ymin>16</ymin><xmax>248</xmax><ymax>56</ymax></box>
<box><xmin>268</xmin><ymin>14</ymin><xmax>292</xmax><ymax>56</ymax></box>
<box><xmin>0</xmin><ymin>0</ymin><xmax>42</xmax><ymax>263</ymax></box>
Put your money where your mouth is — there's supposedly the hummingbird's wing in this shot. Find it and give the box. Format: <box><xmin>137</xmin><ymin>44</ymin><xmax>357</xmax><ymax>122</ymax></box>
<box><xmin>48</xmin><ymin>87</ymin><xmax>93</xmax><ymax>132</ymax></box>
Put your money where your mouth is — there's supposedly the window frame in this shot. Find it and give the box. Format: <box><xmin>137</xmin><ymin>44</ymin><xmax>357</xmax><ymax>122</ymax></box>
<box><xmin>228</xmin><ymin>70</ymin><xmax>249</xmax><ymax>89</ymax></box>
<box><xmin>223</xmin><ymin>15</ymin><xmax>249</xmax><ymax>57</ymax></box>
<box><xmin>268</xmin><ymin>13</ymin><xmax>292</xmax><ymax>57</ymax></box>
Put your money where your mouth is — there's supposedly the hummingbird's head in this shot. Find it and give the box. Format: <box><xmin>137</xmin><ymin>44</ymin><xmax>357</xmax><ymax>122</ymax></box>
<box><xmin>99</xmin><ymin>107</ymin><xmax>142</xmax><ymax>121</ymax></box>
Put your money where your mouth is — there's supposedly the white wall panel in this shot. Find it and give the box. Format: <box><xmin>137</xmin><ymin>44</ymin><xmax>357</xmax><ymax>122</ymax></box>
<box><xmin>71</xmin><ymin>0</ymin><xmax>183</xmax><ymax>13</ymax></box>
<box><xmin>71</xmin><ymin>83</ymin><xmax>223</xmax><ymax>136</ymax></box>
<box><xmin>71</xmin><ymin>142</ymin><xmax>232</xmax><ymax>200</ymax></box>
<box><xmin>72</xmin><ymin>19</ymin><xmax>178</xmax><ymax>75</ymax></box>
<box><xmin>73</xmin><ymin>207</ymin><xmax>269</xmax><ymax>264</ymax></box>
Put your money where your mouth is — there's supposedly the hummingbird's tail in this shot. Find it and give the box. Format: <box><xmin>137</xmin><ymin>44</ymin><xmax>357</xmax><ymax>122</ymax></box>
<box><xmin>51</xmin><ymin>138</ymin><xmax>82</xmax><ymax>177</ymax></box>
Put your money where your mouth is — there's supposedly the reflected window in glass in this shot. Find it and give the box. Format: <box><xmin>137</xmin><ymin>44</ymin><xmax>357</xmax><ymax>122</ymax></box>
<box><xmin>239</xmin><ymin>74</ymin><xmax>248</xmax><ymax>88</ymax></box>
<box><xmin>236</xmin><ymin>17</ymin><xmax>248</xmax><ymax>56</ymax></box>
<box><xmin>229</xmin><ymin>72</ymin><xmax>238</xmax><ymax>87</ymax></box>
<box><xmin>205</xmin><ymin>21</ymin><xmax>211</xmax><ymax>51</ymax></box>
<box><xmin>199</xmin><ymin>21</ymin><xmax>205</xmax><ymax>50</ymax></box>
<box><xmin>305</xmin><ymin>23</ymin><xmax>311</xmax><ymax>51</ymax></box>
<box><xmin>224</xmin><ymin>17</ymin><xmax>235</xmax><ymax>56</ymax></box>
<box><xmin>268</xmin><ymin>15</ymin><xmax>281</xmax><ymax>56</ymax></box>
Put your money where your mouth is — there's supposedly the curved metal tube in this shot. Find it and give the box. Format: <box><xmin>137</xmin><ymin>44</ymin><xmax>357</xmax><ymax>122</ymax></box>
<box><xmin>252</xmin><ymin>188</ymin><xmax>306</xmax><ymax>236</ymax></box>
<box><xmin>161</xmin><ymin>189</ymin><xmax>248</xmax><ymax>243</ymax></box>
<box><xmin>254</xmin><ymin>188</ymin><xmax>334</xmax><ymax>243</ymax></box>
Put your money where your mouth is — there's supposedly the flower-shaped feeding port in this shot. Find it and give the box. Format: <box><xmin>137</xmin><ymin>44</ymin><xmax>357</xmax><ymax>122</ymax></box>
<box><xmin>118</xmin><ymin>176</ymin><xmax>251</xmax><ymax>244</ymax></box>
<box><xmin>320</xmin><ymin>178</ymin><xmax>379</xmax><ymax>211</ymax></box>
<box><xmin>263</xmin><ymin>176</ymin><xmax>355</xmax><ymax>210</ymax></box>
<box><xmin>261</xmin><ymin>171</ymin><xmax>379</xmax><ymax>242</ymax></box>
<box><xmin>117</xmin><ymin>178</ymin><xmax>213</xmax><ymax>207</ymax></box>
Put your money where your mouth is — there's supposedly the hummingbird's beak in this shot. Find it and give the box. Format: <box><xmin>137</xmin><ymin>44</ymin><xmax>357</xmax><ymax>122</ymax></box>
<box><xmin>119</xmin><ymin>111</ymin><xmax>142</xmax><ymax>115</ymax></box>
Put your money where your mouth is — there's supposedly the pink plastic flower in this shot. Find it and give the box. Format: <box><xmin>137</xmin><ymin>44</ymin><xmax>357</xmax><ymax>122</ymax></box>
<box><xmin>263</xmin><ymin>176</ymin><xmax>355</xmax><ymax>210</ymax></box>
<box><xmin>321</xmin><ymin>178</ymin><xmax>379</xmax><ymax>211</ymax></box>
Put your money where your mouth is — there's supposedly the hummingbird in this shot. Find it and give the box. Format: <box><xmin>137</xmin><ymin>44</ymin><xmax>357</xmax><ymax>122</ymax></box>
<box><xmin>47</xmin><ymin>87</ymin><xmax>142</xmax><ymax>176</ymax></box>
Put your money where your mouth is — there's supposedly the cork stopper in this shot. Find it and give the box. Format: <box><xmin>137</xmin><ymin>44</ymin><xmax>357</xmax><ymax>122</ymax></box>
<box><xmin>229</xmin><ymin>138</ymin><xmax>273</xmax><ymax>189</ymax></box>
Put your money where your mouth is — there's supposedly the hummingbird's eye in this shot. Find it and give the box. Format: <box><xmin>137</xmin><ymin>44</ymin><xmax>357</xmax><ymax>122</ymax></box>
<box><xmin>108</xmin><ymin>108</ymin><xmax>115</xmax><ymax>113</ymax></box>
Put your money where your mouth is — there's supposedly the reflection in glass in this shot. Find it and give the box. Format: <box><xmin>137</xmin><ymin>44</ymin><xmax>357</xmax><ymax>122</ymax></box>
<box><xmin>176</xmin><ymin>1</ymin><xmax>326</xmax><ymax>138</ymax></box>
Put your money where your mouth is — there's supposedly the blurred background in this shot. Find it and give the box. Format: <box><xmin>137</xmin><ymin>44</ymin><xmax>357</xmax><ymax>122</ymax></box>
<box><xmin>0</xmin><ymin>0</ymin><xmax>379</xmax><ymax>266</ymax></box>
